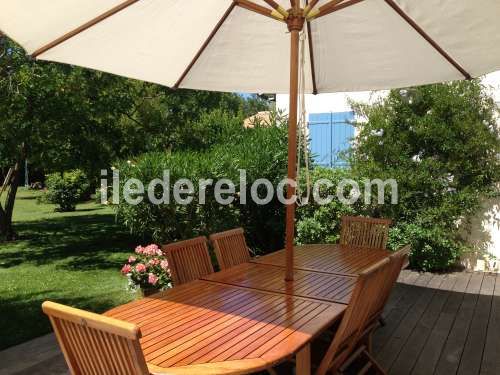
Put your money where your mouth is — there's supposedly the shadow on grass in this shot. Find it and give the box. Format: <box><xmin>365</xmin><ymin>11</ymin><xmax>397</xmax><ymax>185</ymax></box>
<box><xmin>0</xmin><ymin>289</ymin><xmax>134</xmax><ymax>350</ymax></box>
<box><xmin>71</xmin><ymin>208</ymin><xmax>102</xmax><ymax>213</ymax></box>
<box><xmin>16</xmin><ymin>195</ymin><xmax>39</xmax><ymax>201</ymax></box>
<box><xmin>0</xmin><ymin>211</ymin><xmax>140</xmax><ymax>270</ymax></box>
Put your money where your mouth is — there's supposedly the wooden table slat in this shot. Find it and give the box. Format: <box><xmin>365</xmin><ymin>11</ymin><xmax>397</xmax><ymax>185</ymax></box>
<box><xmin>144</xmin><ymin>294</ymin><xmax>287</xmax><ymax>358</ymax></box>
<box><xmin>251</xmin><ymin>244</ymin><xmax>389</xmax><ymax>276</ymax></box>
<box><xmin>141</xmin><ymin>293</ymin><xmax>279</xmax><ymax>351</ymax></box>
<box><xmin>105</xmin><ymin>280</ymin><xmax>345</xmax><ymax>372</ymax></box>
<box><xmin>203</xmin><ymin>263</ymin><xmax>356</xmax><ymax>304</ymax></box>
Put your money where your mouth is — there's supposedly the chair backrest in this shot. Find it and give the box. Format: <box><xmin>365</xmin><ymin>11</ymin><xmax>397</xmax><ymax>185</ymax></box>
<box><xmin>42</xmin><ymin>301</ymin><xmax>149</xmax><ymax>375</ymax></box>
<box><xmin>340</xmin><ymin>216</ymin><xmax>392</xmax><ymax>250</ymax></box>
<box><xmin>210</xmin><ymin>228</ymin><xmax>251</xmax><ymax>270</ymax></box>
<box><xmin>367</xmin><ymin>244</ymin><xmax>411</xmax><ymax>326</ymax></box>
<box><xmin>162</xmin><ymin>236</ymin><xmax>214</xmax><ymax>285</ymax></box>
<box><xmin>316</xmin><ymin>258</ymin><xmax>391</xmax><ymax>375</ymax></box>
<box><xmin>399</xmin><ymin>243</ymin><xmax>411</xmax><ymax>269</ymax></box>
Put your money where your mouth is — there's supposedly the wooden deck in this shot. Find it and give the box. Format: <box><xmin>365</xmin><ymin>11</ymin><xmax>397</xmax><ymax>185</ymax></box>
<box><xmin>374</xmin><ymin>270</ymin><xmax>500</xmax><ymax>375</ymax></box>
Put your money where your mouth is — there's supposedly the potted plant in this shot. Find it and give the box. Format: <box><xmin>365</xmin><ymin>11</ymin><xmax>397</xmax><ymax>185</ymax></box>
<box><xmin>121</xmin><ymin>244</ymin><xmax>172</xmax><ymax>297</ymax></box>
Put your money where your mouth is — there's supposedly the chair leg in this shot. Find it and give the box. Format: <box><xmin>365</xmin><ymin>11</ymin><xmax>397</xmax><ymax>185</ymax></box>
<box><xmin>336</xmin><ymin>345</ymin><xmax>387</xmax><ymax>375</ymax></box>
<box><xmin>357</xmin><ymin>362</ymin><xmax>372</xmax><ymax>375</ymax></box>
<box><xmin>338</xmin><ymin>346</ymin><xmax>364</xmax><ymax>373</ymax></box>
<box><xmin>362</xmin><ymin>349</ymin><xmax>387</xmax><ymax>375</ymax></box>
<box><xmin>296</xmin><ymin>344</ymin><xmax>311</xmax><ymax>375</ymax></box>
<box><xmin>367</xmin><ymin>333</ymin><xmax>373</xmax><ymax>354</ymax></box>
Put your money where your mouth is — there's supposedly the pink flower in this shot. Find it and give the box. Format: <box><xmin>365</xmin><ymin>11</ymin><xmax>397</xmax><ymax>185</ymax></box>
<box><xmin>148</xmin><ymin>273</ymin><xmax>159</xmax><ymax>285</ymax></box>
<box><xmin>121</xmin><ymin>264</ymin><xmax>132</xmax><ymax>274</ymax></box>
<box><xmin>148</xmin><ymin>258</ymin><xmax>161</xmax><ymax>266</ymax></box>
<box><xmin>135</xmin><ymin>263</ymin><xmax>146</xmax><ymax>273</ymax></box>
<box><xmin>144</xmin><ymin>244</ymin><xmax>160</xmax><ymax>256</ymax></box>
<box><xmin>128</xmin><ymin>256</ymin><xmax>137</xmax><ymax>264</ymax></box>
<box><xmin>160</xmin><ymin>260</ymin><xmax>169</xmax><ymax>271</ymax></box>
<box><xmin>135</xmin><ymin>246</ymin><xmax>144</xmax><ymax>255</ymax></box>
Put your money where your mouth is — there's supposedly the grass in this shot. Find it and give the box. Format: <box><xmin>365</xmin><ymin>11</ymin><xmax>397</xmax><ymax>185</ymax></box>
<box><xmin>0</xmin><ymin>188</ymin><xmax>139</xmax><ymax>350</ymax></box>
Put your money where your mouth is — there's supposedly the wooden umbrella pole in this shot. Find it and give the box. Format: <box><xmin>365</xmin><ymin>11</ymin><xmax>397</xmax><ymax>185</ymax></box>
<box><xmin>285</xmin><ymin>10</ymin><xmax>304</xmax><ymax>282</ymax></box>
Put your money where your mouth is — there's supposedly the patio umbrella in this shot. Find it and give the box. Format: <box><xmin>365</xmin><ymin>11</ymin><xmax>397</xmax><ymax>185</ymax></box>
<box><xmin>1</xmin><ymin>0</ymin><xmax>500</xmax><ymax>281</ymax></box>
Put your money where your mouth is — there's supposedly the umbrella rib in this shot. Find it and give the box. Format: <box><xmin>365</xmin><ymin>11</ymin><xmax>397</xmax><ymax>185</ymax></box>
<box><xmin>307</xmin><ymin>0</ymin><xmax>358</xmax><ymax>20</ymax></box>
<box><xmin>173</xmin><ymin>3</ymin><xmax>236</xmax><ymax>89</ymax></box>
<box><xmin>303</xmin><ymin>0</ymin><xmax>320</xmax><ymax>18</ymax></box>
<box><xmin>306</xmin><ymin>20</ymin><xmax>318</xmax><ymax>94</ymax></box>
<box><xmin>234</xmin><ymin>0</ymin><xmax>286</xmax><ymax>21</ymax></box>
<box><xmin>31</xmin><ymin>0</ymin><xmax>140</xmax><ymax>58</ymax></box>
<box><xmin>384</xmin><ymin>0</ymin><xmax>471</xmax><ymax>80</ymax></box>
<box><xmin>304</xmin><ymin>0</ymin><xmax>318</xmax><ymax>94</ymax></box>
<box><xmin>262</xmin><ymin>0</ymin><xmax>289</xmax><ymax>18</ymax></box>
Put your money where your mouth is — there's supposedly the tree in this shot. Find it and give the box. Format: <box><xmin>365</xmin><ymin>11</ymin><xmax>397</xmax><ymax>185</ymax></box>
<box><xmin>350</xmin><ymin>81</ymin><xmax>500</xmax><ymax>271</ymax></box>
<box><xmin>117</xmin><ymin>86</ymin><xmax>269</xmax><ymax>154</ymax></box>
<box><xmin>0</xmin><ymin>34</ymin><xmax>270</xmax><ymax>241</ymax></box>
<box><xmin>0</xmin><ymin>35</ymin><xmax>139</xmax><ymax>239</ymax></box>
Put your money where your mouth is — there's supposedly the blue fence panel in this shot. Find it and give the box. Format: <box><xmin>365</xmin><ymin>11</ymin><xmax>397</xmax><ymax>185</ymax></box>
<box><xmin>309</xmin><ymin>111</ymin><xmax>355</xmax><ymax>168</ymax></box>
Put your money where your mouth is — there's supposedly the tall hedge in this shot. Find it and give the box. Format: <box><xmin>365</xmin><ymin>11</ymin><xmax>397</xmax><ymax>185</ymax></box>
<box><xmin>114</xmin><ymin>114</ymin><xmax>288</xmax><ymax>253</ymax></box>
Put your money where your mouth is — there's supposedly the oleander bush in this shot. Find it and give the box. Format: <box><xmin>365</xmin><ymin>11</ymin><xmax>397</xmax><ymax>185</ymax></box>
<box><xmin>115</xmin><ymin>112</ymin><xmax>289</xmax><ymax>253</ymax></box>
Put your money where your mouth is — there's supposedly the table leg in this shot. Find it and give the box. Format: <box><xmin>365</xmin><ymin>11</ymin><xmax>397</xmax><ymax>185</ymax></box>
<box><xmin>296</xmin><ymin>344</ymin><xmax>311</xmax><ymax>375</ymax></box>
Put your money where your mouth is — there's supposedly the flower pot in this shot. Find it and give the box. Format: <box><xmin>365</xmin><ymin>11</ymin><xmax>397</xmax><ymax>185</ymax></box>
<box><xmin>140</xmin><ymin>287</ymin><xmax>160</xmax><ymax>298</ymax></box>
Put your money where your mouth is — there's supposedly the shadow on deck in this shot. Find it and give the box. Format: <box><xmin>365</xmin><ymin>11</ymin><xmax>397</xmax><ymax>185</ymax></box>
<box><xmin>374</xmin><ymin>270</ymin><xmax>500</xmax><ymax>375</ymax></box>
<box><xmin>1</xmin><ymin>270</ymin><xmax>499</xmax><ymax>375</ymax></box>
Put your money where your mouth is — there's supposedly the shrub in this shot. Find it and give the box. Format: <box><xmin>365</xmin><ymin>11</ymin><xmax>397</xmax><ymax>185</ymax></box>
<box><xmin>114</xmin><ymin>117</ymin><xmax>289</xmax><ymax>253</ymax></box>
<box><xmin>388</xmin><ymin>222</ymin><xmax>463</xmax><ymax>271</ymax></box>
<box><xmin>44</xmin><ymin>170</ymin><xmax>90</xmax><ymax>212</ymax></box>
<box><xmin>350</xmin><ymin>81</ymin><xmax>500</xmax><ymax>271</ymax></box>
<box><xmin>296</xmin><ymin>167</ymin><xmax>357</xmax><ymax>245</ymax></box>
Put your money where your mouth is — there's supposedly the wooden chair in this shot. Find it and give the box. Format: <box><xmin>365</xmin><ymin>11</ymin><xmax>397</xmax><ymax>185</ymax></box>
<box><xmin>210</xmin><ymin>228</ymin><xmax>251</xmax><ymax>270</ymax></box>
<box><xmin>316</xmin><ymin>258</ymin><xmax>391</xmax><ymax>375</ymax></box>
<box><xmin>362</xmin><ymin>244</ymin><xmax>411</xmax><ymax>344</ymax></box>
<box><xmin>340</xmin><ymin>216</ymin><xmax>392</xmax><ymax>250</ymax></box>
<box><xmin>162</xmin><ymin>236</ymin><xmax>214</xmax><ymax>285</ymax></box>
<box><xmin>42</xmin><ymin>301</ymin><xmax>149</xmax><ymax>375</ymax></box>
<box><xmin>400</xmin><ymin>244</ymin><xmax>411</xmax><ymax>270</ymax></box>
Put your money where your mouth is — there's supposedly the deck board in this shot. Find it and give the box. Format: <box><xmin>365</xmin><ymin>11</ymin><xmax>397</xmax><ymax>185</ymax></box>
<box><xmin>388</xmin><ymin>274</ymin><xmax>454</xmax><ymax>375</ymax></box>
<box><xmin>480</xmin><ymin>275</ymin><xmax>500</xmax><ymax>375</ymax></box>
<box><xmin>456</xmin><ymin>274</ymin><xmax>494</xmax><ymax>375</ymax></box>
<box><xmin>373</xmin><ymin>271</ymin><xmax>500</xmax><ymax>375</ymax></box>
<box><xmin>372</xmin><ymin>273</ymin><xmax>431</xmax><ymax>353</ymax></box>
<box><xmin>434</xmin><ymin>273</ymin><xmax>483</xmax><ymax>375</ymax></box>
<box><xmin>376</xmin><ymin>273</ymin><xmax>441</xmax><ymax>370</ymax></box>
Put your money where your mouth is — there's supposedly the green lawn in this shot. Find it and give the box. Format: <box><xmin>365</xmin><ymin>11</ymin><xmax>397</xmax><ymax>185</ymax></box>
<box><xmin>0</xmin><ymin>189</ymin><xmax>138</xmax><ymax>350</ymax></box>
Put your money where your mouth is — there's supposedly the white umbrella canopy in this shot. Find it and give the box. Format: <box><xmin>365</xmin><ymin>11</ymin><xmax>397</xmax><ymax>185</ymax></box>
<box><xmin>2</xmin><ymin>0</ymin><xmax>500</xmax><ymax>281</ymax></box>
<box><xmin>1</xmin><ymin>0</ymin><xmax>500</xmax><ymax>93</ymax></box>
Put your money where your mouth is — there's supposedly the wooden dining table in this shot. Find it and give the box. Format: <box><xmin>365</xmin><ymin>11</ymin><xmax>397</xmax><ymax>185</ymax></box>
<box><xmin>105</xmin><ymin>244</ymin><xmax>389</xmax><ymax>375</ymax></box>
